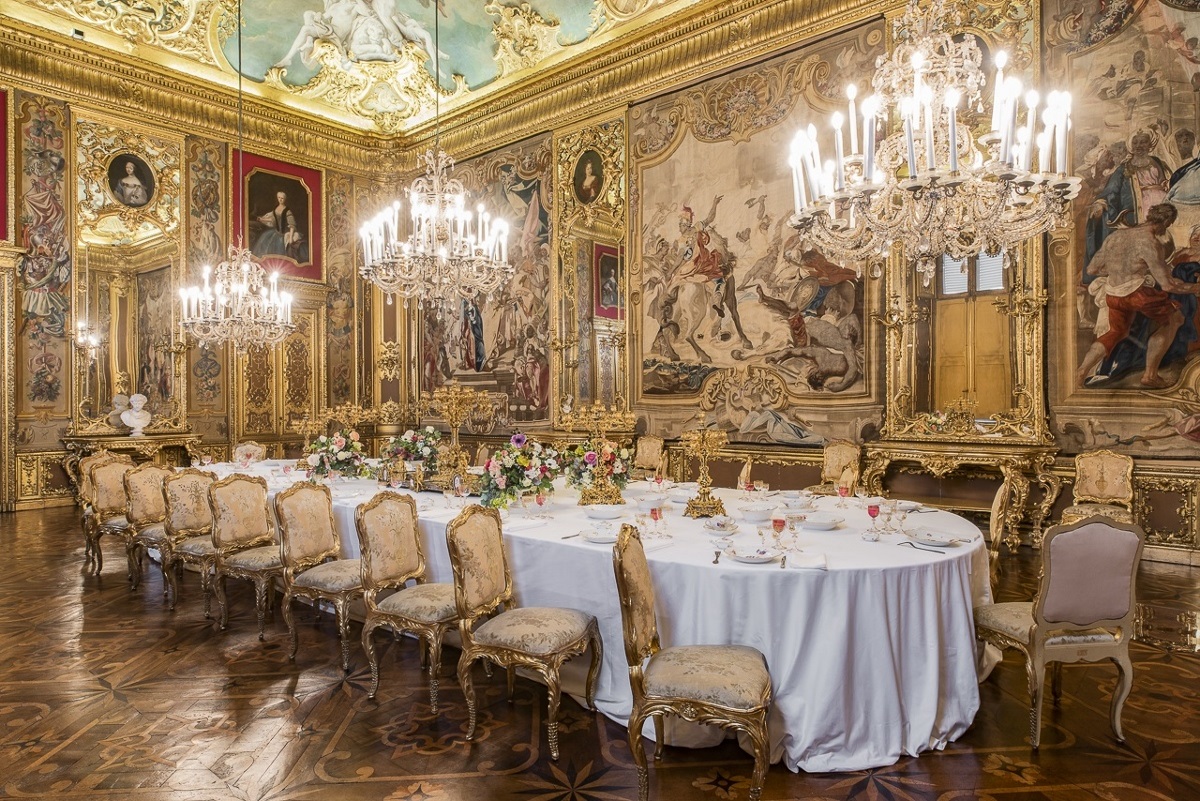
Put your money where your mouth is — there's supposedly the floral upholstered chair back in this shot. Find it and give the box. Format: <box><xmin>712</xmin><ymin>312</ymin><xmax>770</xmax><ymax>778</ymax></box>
<box><xmin>822</xmin><ymin>440</ymin><xmax>862</xmax><ymax>485</ymax></box>
<box><xmin>275</xmin><ymin>483</ymin><xmax>339</xmax><ymax>574</ymax></box>
<box><xmin>473</xmin><ymin>444</ymin><xmax>490</xmax><ymax>468</ymax></box>
<box><xmin>232</xmin><ymin>440</ymin><xmax>267</xmax><ymax>463</ymax></box>
<box><xmin>90</xmin><ymin>460</ymin><xmax>134</xmax><ymax>519</ymax></box>
<box><xmin>355</xmin><ymin>491</ymin><xmax>423</xmax><ymax>592</ymax></box>
<box><xmin>1036</xmin><ymin>517</ymin><xmax>1144</xmax><ymax>633</ymax></box>
<box><xmin>78</xmin><ymin>451</ymin><xmax>130</xmax><ymax>506</ymax></box>
<box><xmin>633</xmin><ymin>436</ymin><xmax>665</xmax><ymax>472</ymax></box>
<box><xmin>209</xmin><ymin>475</ymin><xmax>273</xmax><ymax>554</ymax></box>
<box><xmin>124</xmin><ymin>463</ymin><xmax>172</xmax><ymax>528</ymax></box>
<box><xmin>446</xmin><ymin>505</ymin><xmax>511</xmax><ymax>621</ymax></box>
<box><xmin>1072</xmin><ymin>449</ymin><xmax>1134</xmax><ymax>508</ymax></box>
<box><xmin>612</xmin><ymin>524</ymin><xmax>661</xmax><ymax>668</ymax></box>
<box><xmin>164</xmin><ymin>469</ymin><xmax>215</xmax><ymax>540</ymax></box>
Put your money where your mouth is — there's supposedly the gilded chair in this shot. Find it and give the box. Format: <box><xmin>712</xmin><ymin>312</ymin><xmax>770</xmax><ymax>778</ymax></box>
<box><xmin>447</xmin><ymin>505</ymin><xmax>602</xmax><ymax>761</ymax></box>
<box><xmin>86</xmin><ymin>459</ymin><xmax>135</xmax><ymax>577</ymax></box>
<box><xmin>1060</xmin><ymin>449</ymin><xmax>1135</xmax><ymax>526</ymax></box>
<box><xmin>474</xmin><ymin>443</ymin><xmax>490</xmax><ymax>467</ymax></box>
<box><xmin>124</xmin><ymin>463</ymin><xmax>173</xmax><ymax>596</ymax></box>
<box><xmin>976</xmin><ymin>516</ymin><xmax>1145</xmax><ymax>749</ymax></box>
<box><xmin>613</xmin><ymin>524</ymin><xmax>772</xmax><ymax>801</ymax></box>
<box><xmin>736</xmin><ymin>457</ymin><xmax>753</xmax><ymax>489</ymax></box>
<box><xmin>232</xmin><ymin>440</ymin><xmax>268</xmax><ymax>463</ymax></box>
<box><xmin>77</xmin><ymin>450</ymin><xmax>132</xmax><ymax>568</ymax></box>
<box><xmin>630</xmin><ymin>435</ymin><xmax>665</xmax><ymax>480</ymax></box>
<box><xmin>357</xmin><ymin>491</ymin><xmax>459</xmax><ymax>708</ymax></box>
<box><xmin>275</xmin><ymin>482</ymin><xmax>363</xmax><ymax>672</ymax></box>
<box><xmin>987</xmin><ymin>482</ymin><xmax>1013</xmax><ymax>591</ymax></box>
<box><xmin>805</xmin><ymin>439</ymin><xmax>862</xmax><ymax>496</ymax></box>
<box><xmin>163</xmin><ymin>469</ymin><xmax>218</xmax><ymax>615</ymax></box>
<box><xmin>209</xmin><ymin>474</ymin><xmax>283</xmax><ymax>639</ymax></box>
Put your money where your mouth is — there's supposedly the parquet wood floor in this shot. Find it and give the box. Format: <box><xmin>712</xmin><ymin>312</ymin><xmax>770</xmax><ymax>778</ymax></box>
<box><xmin>1</xmin><ymin>507</ymin><xmax>1198</xmax><ymax>800</ymax></box>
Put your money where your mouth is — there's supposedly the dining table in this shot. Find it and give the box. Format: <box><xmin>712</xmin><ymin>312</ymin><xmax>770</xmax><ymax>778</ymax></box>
<box><xmin>201</xmin><ymin>459</ymin><xmax>993</xmax><ymax>772</ymax></box>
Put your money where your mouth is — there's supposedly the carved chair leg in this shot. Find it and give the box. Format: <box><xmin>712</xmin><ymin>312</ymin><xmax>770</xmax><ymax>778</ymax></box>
<box><xmin>215</xmin><ymin>572</ymin><xmax>229</xmax><ymax>630</ymax></box>
<box><xmin>544</xmin><ymin>667</ymin><xmax>563</xmax><ymax>761</ymax></box>
<box><xmin>362</xmin><ymin>618</ymin><xmax>381</xmax><ymax>699</ymax></box>
<box><xmin>267</xmin><ymin>580</ymin><xmax>277</xmax><ymax>622</ymax></box>
<box><xmin>585</xmin><ymin>629</ymin><xmax>603</xmax><ymax>711</ymax></box>
<box><xmin>1027</xmin><ymin>657</ymin><xmax>1046</xmax><ymax>750</ymax></box>
<box><xmin>336</xmin><ymin>599</ymin><xmax>352</xmax><ymax>673</ymax></box>
<box><xmin>164</xmin><ymin>552</ymin><xmax>180</xmax><ymax>611</ymax></box>
<box><xmin>506</xmin><ymin>666</ymin><xmax>516</xmax><ymax>702</ymax></box>
<box><xmin>458</xmin><ymin>652</ymin><xmax>478</xmax><ymax>743</ymax></box>
<box><xmin>282</xmin><ymin>590</ymin><xmax>297</xmax><ymax>658</ymax></box>
<box><xmin>428</xmin><ymin>631</ymin><xmax>444</xmax><ymax>713</ymax></box>
<box><xmin>748</xmin><ymin>714</ymin><xmax>771</xmax><ymax>801</ymax></box>
<box><xmin>127</xmin><ymin>539</ymin><xmax>141</xmax><ymax>589</ymax></box>
<box><xmin>653</xmin><ymin>716</ymin><xmax>665</xmax><ymax>761</ymax></box>
<box><xmin>1050</xmin><ymin>661</ymin><xmax>1063</xmax><ymax>706</ymax></box>
<box><xmin>94</xmin><ymin>530</ymin><xmax>105</xmax><ymax>575</ymax></box>
<box><xmin>1111</xmin><ymin>651</ymin><xmax>1134</xmax><ymax>743</ymax></box>
<box><xmin>627</xmin><ymin>705</ymin><xmax>651</xmax><ymax>801</ymax></box>
<box><xmin>419</xmin><ymin>634</ymin><xmax>429</xmax><ymax>669</ymax></box>
<box><xmin>200</xmin><ymin>563</ymin><xmax>213</xmax><ymax>619</ymax></box>
<box><xmin>254</xmin><ymin>579</ymin><xmax>271</xmax><ymax>641</ymax></box>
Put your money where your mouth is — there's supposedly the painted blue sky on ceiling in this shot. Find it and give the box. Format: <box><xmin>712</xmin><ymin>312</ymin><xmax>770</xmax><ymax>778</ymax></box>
<box><xmin>225</xmin><ymin>1</ymin><xmax>600</xmax><ymax>89</ymax></box>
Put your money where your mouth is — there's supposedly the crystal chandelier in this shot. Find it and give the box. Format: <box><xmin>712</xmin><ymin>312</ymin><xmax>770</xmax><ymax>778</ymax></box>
<box><xmin>788</xmin><ymin>0</ymin><xmax>1080</xmax><ymax>286</ymax></box>
<box><xmin>358</xmin><ymin>12</ymin><xmax>512</xmax><ymax>313</ymax></box>
<box><xmin>178</xmin><ymin>0</ymin><xmax>294</xmax><ymax>351</ymax></box>
<box><xmin>178</xmin><ymin>243</ymin><xmax>294</xmax><ymax>351</ymax></box>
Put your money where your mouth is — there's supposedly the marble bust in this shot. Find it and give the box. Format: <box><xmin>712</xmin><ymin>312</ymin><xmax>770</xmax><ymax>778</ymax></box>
<box><xmin>120</xmin><ymin>393</ymin><xmax>152</xmax><ymax>437</ymax></box>
<box><xmin>107</xmin><ymin>394</ymin><xmax>130</xmax><ymax>429</ymax></box>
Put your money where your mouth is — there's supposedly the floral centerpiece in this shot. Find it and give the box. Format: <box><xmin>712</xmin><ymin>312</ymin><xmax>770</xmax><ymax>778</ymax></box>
<box><xmin>562</xmin><ymin>438</ymin><xmax>632</xmax><ymax>505</ymax></box>
<box><xmin>304</xmin><ymin>429</ymin><xmax>370</xmax><ymax>478</ymax></box>
<box><xmin>381</xmin><ymin>426</ymin><xmax>443</xmax><ymax>473</ymax></box>
<box><xmin>479</xmin><ymin>433</ymin><xmax>561</xmax><ymax>509</ymax></box>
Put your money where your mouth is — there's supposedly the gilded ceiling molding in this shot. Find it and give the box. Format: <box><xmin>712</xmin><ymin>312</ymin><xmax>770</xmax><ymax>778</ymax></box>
<box><xmin>0</xmin><ymin>20</ymin><xmax>381</xmax><ymax>176</ymax></box>
<box><xmin>23</xmin><ymin>0</ymin><xmax>231</xmax><ymax>64</ymax></box>
<box><xmin>487</xmin><ymin>1</ymin><xmax>564</xmax><ymax>78</ymax></box>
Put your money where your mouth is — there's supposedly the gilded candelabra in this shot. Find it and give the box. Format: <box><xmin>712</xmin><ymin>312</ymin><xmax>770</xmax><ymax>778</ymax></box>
<box><xmin>421</xmin><ymin>384</ymin><xmax>494</xmax><ymax>492</ymax></box>
<box><xmin>561</xmin><ymin>399</ymin><xmax>637</xmax><ymax>506</ymax></box>
<box><xmin>681</xmin><ymin>427</ymin><xmax>728</xmax><ymax>518</ymax></box>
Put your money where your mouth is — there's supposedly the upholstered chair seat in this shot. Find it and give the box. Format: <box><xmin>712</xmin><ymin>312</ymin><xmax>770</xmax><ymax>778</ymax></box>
<box><xmin>448</xmin><ymin>505</ymin><xmax>602</xmax><ymax>761</ymax></box>
<box><xmin>87</xmin><ymin>460</ymin><xmax>136</xmax><ymax>578</ymax></box>
<box><xmin>210</xmin><ymin>475</ymin><xmax>282</xmax><ymax>638</ymax></box>
<box><xmin>163</xmin><ymin>469</ymin><xmax>218</xmax><ymax>617</ymax></box>
<box><xmin>1060</xmin><ymin>502</ymin><xmax>1134</xmax><ymax>525</ymax></box>
<box><xmin>77</xmin><ymin>451</ymin><xmax>132</xmax><ymax>570</ymax></box>
<box><xmin>642</xmin><ymin>645</ymin><xmax>771</xmax><ymax>709</ymax></box>
<box><xmin>292</xmin><ymin>559</ymin><xmax>362</xmax><ymax>592</ymax></box>
<box><xmin>976</xmin><ymin>516</ymin><xmax>1144</xmax><ymax>749</ymax></box>
<box><xmin>358</xmin><ymin>492</ymin><xmax>460</xmax><ymax>708</ymax></box>
<box><xmin>126</xmin><ymin>464</ymin><xmax>174</xmax><ymax>598</ymax></box>
<box><xmin>276</xmin><ymin>483</ymin><xmax>363</xmax><ymax>672</ymax></box>
<box><xmin>473</xmin><ymin>607</ymin><xmax>595</xmax><ymax>655</ymax></box>
<box><xmin>613</xmin><ymin>524</ymin><xmax>772</xmax><ymax>801</ymax></box>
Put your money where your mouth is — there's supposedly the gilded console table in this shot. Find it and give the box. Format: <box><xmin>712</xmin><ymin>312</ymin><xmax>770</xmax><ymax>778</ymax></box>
<box><xmin>62</xmin><ymin>433</ymin><xmax>204</xmax><ymax>491</ymax></box>
<box><xmin>861</xmin><ymin>442</ymin><xmax>1062</xmax><ymax>550</ymax></box>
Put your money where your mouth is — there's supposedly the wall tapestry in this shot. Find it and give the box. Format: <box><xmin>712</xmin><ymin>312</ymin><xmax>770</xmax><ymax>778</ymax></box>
<box><xmin>233</xmin><ymin>150</ymin><xmax>323</xmax><ymax>282</ymax></box>
<box><xmin>134</xmin><ymin>265</ymin><xmax>173</xmax><ymax>415</ymax></box>
<box><xmin>630</xmin><ymin>22</ymin><xmax>882</xmax><ymax>443</ymax></box>
<box><xmin>1</xmin><ymin>88</ymin><xmax>9</xmax><ymax>243</ymax></box>
<box><xmin>15</xmin><ymin>92</ymin><xmax>71</xmax><ymax>450</ymax></box>
<box><xmin>1048</xmin><ymin>0</ymin><xmax>1200</xmax><ymax>453</ymax></box>
<box><xmin>420</xmin><ymin>134</ymin><xmax>553</xmax><ymax>425</ymax></box>
<box><xmin>326</xmin><ymin>171</ymin><xmax>355</xmax><ymax>407</ymax></box>
<box><xmin>186</xmin><ymin>137</ymin><xmax>226</xmax><ymax>441</ymax></box>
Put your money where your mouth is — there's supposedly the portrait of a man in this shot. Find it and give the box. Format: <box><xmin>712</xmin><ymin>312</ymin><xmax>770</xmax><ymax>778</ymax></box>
<box><xmin>573</xmin><ymin>150</ymin><xmax>604</xmax><ymax>205</ymax></box>
<box><xmin>594</xmin><ymin>243</ymin><xmax>623</xmax><ymax>319</ymax></box>
<box><xmin>107</xmin><ymin>154</ymin><xmax>155</xmax><ymax>209</ymax></box>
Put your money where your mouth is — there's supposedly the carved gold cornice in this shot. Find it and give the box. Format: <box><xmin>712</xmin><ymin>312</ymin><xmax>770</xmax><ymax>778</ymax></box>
<box><xmin>0</xmin><ymin>19</ymin><xmax>387</xmax><ymax>176</ymax></box>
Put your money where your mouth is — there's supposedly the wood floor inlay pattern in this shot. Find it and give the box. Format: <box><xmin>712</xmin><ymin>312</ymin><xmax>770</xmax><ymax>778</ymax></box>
<box><xmin>1</xmin><ymin>507</ymin><xmax>1198</xmax><ymax>799</ymax></box>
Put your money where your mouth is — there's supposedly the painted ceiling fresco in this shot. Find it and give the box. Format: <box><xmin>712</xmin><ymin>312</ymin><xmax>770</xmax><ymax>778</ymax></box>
<box><xmin>10</xmin><ymin>0</ymin><xmax>681</xmax><ymax>133</ymax></box>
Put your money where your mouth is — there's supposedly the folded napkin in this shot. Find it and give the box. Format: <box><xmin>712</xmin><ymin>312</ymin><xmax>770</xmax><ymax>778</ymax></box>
<box><xmin>503</xmin><ymin>518</ymin><xmax>548</xmax><ymax>534</ymax></box>
<box><xmin>787</xmin><ymin>552</ymin><xmax>827</xmax><ymax>570</ymax></box>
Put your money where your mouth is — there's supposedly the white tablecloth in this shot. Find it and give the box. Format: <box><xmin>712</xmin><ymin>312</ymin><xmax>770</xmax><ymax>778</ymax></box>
<box><xmin>297</xmin><ymin>477</ymin><xmax>990</xmax><ymax>773</ymax></box>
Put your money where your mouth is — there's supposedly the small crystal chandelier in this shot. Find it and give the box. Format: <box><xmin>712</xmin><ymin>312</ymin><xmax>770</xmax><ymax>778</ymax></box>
<box><xmin>178</xmin><ymin>243</ymin><xmax>294</xmax><ymax>351</ymax></box>
<box><xmin>788</xmin><ymin>0</ymin><xmax>1080</xmax><ymax>286</ymax></box>
<box><xmin>358</xmin><ymin>12</ymin><xmax>512</xmax><ymax>313</ymax></box>
<box><xmin>178</xmin><ymin>0</ymin><xmax>294</xmax><ymax>351</ymax></box>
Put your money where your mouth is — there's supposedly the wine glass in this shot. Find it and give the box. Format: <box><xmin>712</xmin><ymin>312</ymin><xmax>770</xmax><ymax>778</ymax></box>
<box><xmin>863</xmin><ymin>501</ymin><xmax>881</xmax><ymax>542</ymax></box>
<box><xmin>836</xmin><ymin>484</ymin><xmax>850</xmax><ymax>509</ymax></box>
<box><xmin>649</xmin><ymin>504</ymin><xmax>663</xmax><ymax>535</ymax></box>
<box><xmin>771</xmin><ymin>515</ymin><xmax>786</xmax><ymax>549</ymax></box>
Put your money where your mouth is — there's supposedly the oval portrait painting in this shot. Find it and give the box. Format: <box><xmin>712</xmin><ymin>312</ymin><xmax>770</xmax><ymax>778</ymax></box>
<box><xmin>107</xmin><ymin>154</ymin><xmax>155</xmax><ymax>209</ymax></box>
<box><xmin>573</xmin><ymin>150</ymin><xmax>604</xmax><ymax>205</ymax></box>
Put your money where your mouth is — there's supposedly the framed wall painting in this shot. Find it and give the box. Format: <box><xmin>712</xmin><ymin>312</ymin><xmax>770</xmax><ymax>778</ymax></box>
<box><xmin>593</xmin><ymin>242</ymin><xmax>623</xmax><ymax>320</ymax></box>
<box><xmin>232</xmin><ymin>150</ymin><xmax>323</xmax><ymax>282</ymax></box>
<box><xmin>106</xmin><ymin>152</ymin><xmax>155</xmax><ymax>208</ymax></box>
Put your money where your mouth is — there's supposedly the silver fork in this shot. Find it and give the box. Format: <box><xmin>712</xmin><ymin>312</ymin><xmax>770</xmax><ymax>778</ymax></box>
<box><xmin>898</xmin><ymin>541</ymin><xmax>945</xmax><ymax>555</ymax></box>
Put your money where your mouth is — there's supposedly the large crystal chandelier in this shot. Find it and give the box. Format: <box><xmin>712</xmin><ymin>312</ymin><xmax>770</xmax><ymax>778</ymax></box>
<box><xmin>178</xmin><ymin>0</ymin><xmax>294</xmax><ymax>351</ymax></box>
<box><xmin>179</xmin><ymin>243</ymin><xmax>294</xmax><ymax>350</ymax></box>
<box><xmin>358</xmin><ymin>12</ymin><xmax>511</xmax><ymax>313</ymax></box>
<box><xmin>788</xmin><ymin>0</ymin><xmax>1080</xmax><ymax>286</ymax></box>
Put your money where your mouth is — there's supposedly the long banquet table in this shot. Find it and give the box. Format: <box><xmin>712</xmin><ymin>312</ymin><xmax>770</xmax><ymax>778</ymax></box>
<box><xmin>205</xmin><ymin>461</ymin><xmax>992</xmax><ymax>773</ymax></box>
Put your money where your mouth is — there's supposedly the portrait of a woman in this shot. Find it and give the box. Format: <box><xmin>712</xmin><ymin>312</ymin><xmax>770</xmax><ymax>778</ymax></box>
<box><xmin>573</xmin><ymin>150</ymin><xmax>604</xmax><ymax>205</ymax></box>
<box><xmin>107</xmin><ymin>155</ymin><xmax>155</xmax><ymax>208</ymax></box>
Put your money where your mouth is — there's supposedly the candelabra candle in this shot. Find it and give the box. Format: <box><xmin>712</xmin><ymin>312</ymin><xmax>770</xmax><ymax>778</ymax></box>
<box><xmin>1023</xmin><ymin>90</ymin><xmax>1039</xmax><ymax>172</ymax></box>
<box><xmin>832</xmin><ymin>112</ymin><xmax>846</xmax><ymax>191</ymax></box>
<box><xmin>991</xmin><ymin>51</ymin><xmax>1007</xmax><ymax>132</ymax></box>
<box><xmin>921</xmin><ymin>89</ymin><xmax>935</xmax><ymax>172</ymax></box>
<box><xmin>902</xmin><ymin>99</ymin><xmax>918</xmax><ymax>179</ymax></box>
<box><xmin>846</xmin><ymin>84</ymin><xmax>859</xmax><ymax>154</ymax></box>
<box><xmin>945</xmin><ymin>89</ymin><xmax>960</xmax><ymax>173</ymax></box>
<box><xmin>862</xmin><ymin>95</ymin><xmax>879</xmax><ymax>183</ymax></box>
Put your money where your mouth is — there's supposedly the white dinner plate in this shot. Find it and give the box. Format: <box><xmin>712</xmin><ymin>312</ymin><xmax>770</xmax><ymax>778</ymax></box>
<box><xmin>724</xmin><ymin>546</ymin><xmax>782</xmax><ymax>564</ymax></box>
<box><xmin>799</xmin><ymin>513</ymin><xmax>843</xmax><ymax>530</ymax></box>
<box><xmin>907</xmin><ymin>532</ymin><xmax>962</xmax><ymax>547</ymax></box>
<box><xmin>895</xmin><ymin>500</ymin><xmax>922</xmax><ymax>511</ymax></box>
<box><xmin>582</xmin><ymin>504</ymin><xmax>626</xmax><ymax>520</ymax></box>
<box><xmin>583</xmin><ymin>530</ymin><xmax>619</xmax><ymax>543</ymax></box>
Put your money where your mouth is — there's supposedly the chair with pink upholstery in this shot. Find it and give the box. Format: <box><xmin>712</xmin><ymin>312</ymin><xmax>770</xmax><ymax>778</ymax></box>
<box><xmin>975</xmin><ymin>515</ymin><xmax>1145</xmax><ymax>749</ymax></box>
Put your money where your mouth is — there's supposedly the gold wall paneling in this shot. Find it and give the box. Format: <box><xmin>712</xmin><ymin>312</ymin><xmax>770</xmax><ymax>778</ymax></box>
<box><xmin>553</xmin><ymin>115</ymin><xmax>628</xmax><ymax>427</ymax></box>
<box><xmin>14</xmin><ymin>451</ymin><xmax>74</xmax><ymax>510</ymax></box>
<box><xmin>0</xmin><ymin>248</ymin><xmax>18</xmax><ymax>511</ymax></box>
